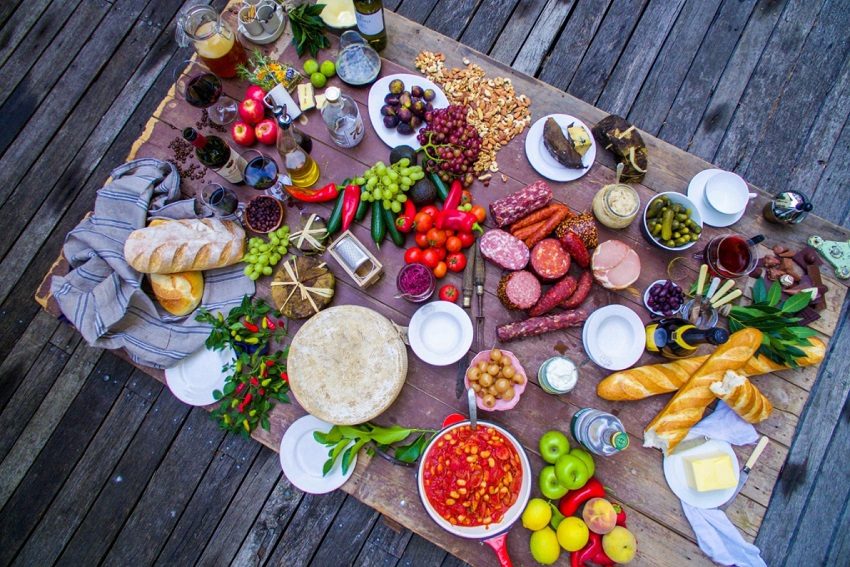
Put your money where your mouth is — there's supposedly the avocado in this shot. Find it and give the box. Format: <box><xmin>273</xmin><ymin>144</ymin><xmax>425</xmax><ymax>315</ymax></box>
<box><xmin>409</xmin><ymin>178</ymin><xmax>437</xmax><ymax>206</ymax></box>
<box><xmin>390</xmin><ymin>144</ymin><xmax>417</xmax><ymax>165</ymax></box>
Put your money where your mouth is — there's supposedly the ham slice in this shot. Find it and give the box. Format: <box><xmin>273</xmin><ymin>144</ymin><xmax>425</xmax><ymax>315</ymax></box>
<box><xmin>592</xmin><ymin>240</ymin><xmax>641</xmax><ymax>290</ymax></box>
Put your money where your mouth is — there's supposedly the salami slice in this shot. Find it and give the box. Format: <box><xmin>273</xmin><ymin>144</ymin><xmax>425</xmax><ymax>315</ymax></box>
<box><xmin>489</xmin><ymin>180</ymin><xmax>552</xmax><ymax>227</ymax></box>
<box><xmin>479</xmin><ymin>229</ymin><xmax>530</xmax><ymax>270</ymax></box>
<box><xmin>496</xmin><ymin>310</ymin><xmax>588</xmax><ymax>342</ymax></box>
<box><xmin>497</xmin><ymin>271</ymin><xmax>541</xmax><ymax>310</ymax></box>
<box><xmin>529</xmin><ymin>276</ymin><xmax>577</xmax><ymax>317</ymax></box>
<box><xmin>559</xmin><ymin>231</ymin><xmax>591</xmax><ymax>268</ymax></box>
<box><xmin>530</xmin><ymin>239</ymin><xmax>571</xmax><ymax>280</ymax></box>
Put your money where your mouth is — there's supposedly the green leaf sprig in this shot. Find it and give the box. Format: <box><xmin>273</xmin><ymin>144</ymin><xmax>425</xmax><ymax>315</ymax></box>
<box><xmin>288</xmin><ymin>3</ymin><xmax>330</xmax><ymax>57</ymax></box>
<box><xmin>313</xmin><ymin>423</ymin><xmax>438</xmax><ymax>476</ymax></box>
<box><xmin>729</xmin><ymin>278</ymin><xmax>815</xmax><ymax>367</ymax></box>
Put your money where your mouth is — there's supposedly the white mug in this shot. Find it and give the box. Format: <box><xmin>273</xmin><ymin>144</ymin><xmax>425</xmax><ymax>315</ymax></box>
<box><xmin>263</xmin><ymin>83</ymin><xmax>301</xmax><ymax>120</ymax></box>
<box><xmin>704</xmin><ymin>171</ymin><xmax>756</xmax><ymax>215</ymax></box>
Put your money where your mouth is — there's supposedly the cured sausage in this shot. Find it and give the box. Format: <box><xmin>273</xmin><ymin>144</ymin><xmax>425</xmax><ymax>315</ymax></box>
<box><xmin>496</xmin><ymin>310</ymin><xmax>589</xmax><ymax>342</ymax></box>
<box><xmin>529</xmin><ymin>276</ymin><xmax>577</xmax><ymax>317</ymax></box>
<box><xmin>555</xmin><ymin>210</ymin><xmax>598</xmax><ymax>249</ymax></box>
<box><xmin>559</xmin><ymin>231</ymin><xmax>591</xmax><ymax>268</ymax></box>
<box><xmin>479</xmin><ymin>229</ymin><xmax>530</xmax><ymax>270</ymax></box>
<box><xmin>489</xmin><ymin>180</ymin><xmax>552</xmax><ymax>227</ymax></box>
<box><xmin>530</xmin><ymin>239</ymin><xmax>570</xmax><ymax>280</ymax></box>
<box><xmin>561</xmin><ymin>270</ymin><xmax>592</xmax><ymax>309</ymax></box>
<box><xmin>497</xmin><ymin>271</ymin><xmax>542</xmax><ymax>310</ymax></box>
<box><xmin>524</xmin><ymin>207</ymin><xmax>572</xmax><ymax>249</ymax></box>
<box><xmin>509</xmin><ymin>204</ymin><xmax>569</xmax><ymax>232</ymax></box>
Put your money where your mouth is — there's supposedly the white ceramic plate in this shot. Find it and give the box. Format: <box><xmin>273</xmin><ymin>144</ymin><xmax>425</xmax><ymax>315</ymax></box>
<box><xmin>525</xmin><ymin>114</ymin><xmax>596</xmax><ymax>182</ymax></box>
<box><xmin>367</xmin><ymin>73</ymin><xmax>449</xmax><ymax>150</ymax></box>
<box><xmin>687</xmin><ymin>169</ymin><xmax>745</xmax><ymax>228</ymax></box>
<box><xmin>663</xmin><ymin>439</ymin><xmax>740</xmax><ymax>509</ymax></box>
<box><xmin>164</xmin><ymin>346</ymin><xmax>234</xmax><ymax>406</ymax></box>
<box><xmin>279</xmin><ymin>414</ymin><xmax>356</xmax><ymax>494</ymax></box>
<box><xmin>582</xmin><ymin>305</ymin><xmax>644</xmax><ymax>371</ymax></box>
<box><xmin>408</xmin><ymin>301</ymin><xmax>473</xmax><ymax>366</ymax></box>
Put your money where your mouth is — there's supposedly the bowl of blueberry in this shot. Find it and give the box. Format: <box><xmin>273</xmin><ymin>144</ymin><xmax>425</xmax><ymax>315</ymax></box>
<box><xmin>644</xmin><ymin>279</ymin><xmax>685</xmax><ymax>317</ymax></box>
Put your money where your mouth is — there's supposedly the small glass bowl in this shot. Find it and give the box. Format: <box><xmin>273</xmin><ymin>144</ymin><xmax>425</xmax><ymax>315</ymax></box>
<box><xmin>680</xmin><ymin>297</ymin><xmax>720</xmax><ymax>329</ymax></box>
<box><xmin>396</xmin><ymin>263</ymin><xmax>435</xmax><ymax>302</ymax></box>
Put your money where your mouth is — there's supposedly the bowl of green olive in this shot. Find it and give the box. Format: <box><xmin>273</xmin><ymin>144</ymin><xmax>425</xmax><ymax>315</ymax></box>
<box><xmin>642</xmin><ymin>192</ymin><xmax>703</xmax><ymax>251</ymax></box>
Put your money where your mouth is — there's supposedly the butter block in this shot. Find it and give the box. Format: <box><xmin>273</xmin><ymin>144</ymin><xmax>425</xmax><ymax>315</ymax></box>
<box><xmin>685</xmin><ymin>454</ymin><xmax>737</xmax><ymax>492</ymax></box>
<box><xmin>297</xmin><ymin>83</ymin><xmax>315</xmax><ymax>111</ymax></box>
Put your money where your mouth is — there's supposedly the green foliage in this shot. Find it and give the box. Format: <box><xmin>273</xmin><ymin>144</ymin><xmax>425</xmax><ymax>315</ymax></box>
<box><xmin>288</xmin><ymin>3</ymin><xmax>330</xmax><ymax>57</ymax></box>
<box><xmin>313</xmin><ymin>423</ymin><xmax>438</xmax><ymax>475</ymax></box>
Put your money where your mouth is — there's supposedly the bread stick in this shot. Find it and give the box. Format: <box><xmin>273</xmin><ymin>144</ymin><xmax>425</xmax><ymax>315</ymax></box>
<box><xmin>710</xmin><ymin>371</ymin><xmax>773</xmax><ymax>423</ymax></box>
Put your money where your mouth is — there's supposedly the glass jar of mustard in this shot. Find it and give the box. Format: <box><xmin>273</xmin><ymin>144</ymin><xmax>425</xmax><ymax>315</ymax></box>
<box><xmin>592</xmin><ymin>183</ymin><xmax>640</xmax><ymax>229</ymax></box>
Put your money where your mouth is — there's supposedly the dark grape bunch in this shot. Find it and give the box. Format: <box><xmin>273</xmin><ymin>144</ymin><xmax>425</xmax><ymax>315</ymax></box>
<box><xmin>646</xmin><ymin>280</ymin><xmax>684</xmax><ymax>316</ymax></box>
<box><xmin>417</xmin><ymin>105</ymin><xmax>482</xmax><ymax>186</ymax></box>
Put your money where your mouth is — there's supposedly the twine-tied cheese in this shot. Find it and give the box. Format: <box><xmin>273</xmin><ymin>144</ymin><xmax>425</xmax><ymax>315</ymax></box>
<box><xmin>271</xmin><ymin>258</ymin><xmax>334</xmax><ymax>314</ymax></box>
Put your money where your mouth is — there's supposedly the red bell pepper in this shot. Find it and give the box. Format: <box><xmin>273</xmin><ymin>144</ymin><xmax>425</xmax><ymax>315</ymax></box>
<box><xmin>284</xmin><ymin>182</ymin><xmax>339</xmax><ymax>203</ymax></box>
<box><xmin>443</xmin><ymin>180</ymin><xmax>464</xmax><ymax>211</ymax></box>
<box><xmin>614</xmin><ymin>501</ymin><xmax>627</xmax><ymax>526</ymax></box>
<box><xmin>341</xmin><ymin>184</ymin><xmax>361</xmax><ymax>231</ymax></box>
<box><xmin>435</xmin><ymin>209</ymin><xmax>481</xmax><ymax>233</ymax></box>
<box><xmin>559</xmin><ymin>477</ymin><xmax>606</xmax><ymax>517</ymax></box>
<box><xmin>396</xmin><ymin>200</ymin><xmax>416</xmax><ymax>233</ymax></box>
<box><xmin>571</xmin><ymin>532</ymin><xmax>614</xmax><ymax>567</ymax></box>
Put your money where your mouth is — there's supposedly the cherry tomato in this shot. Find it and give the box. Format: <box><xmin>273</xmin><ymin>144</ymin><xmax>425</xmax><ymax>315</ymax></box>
<box><xmin>434</xmin><ymin>246</ymin><xmax>447</xmax><ymax>260</ymax></box>
<box><xmin>439</xmin><ymin>284</ymin><xmax>459</xmax><ymax>302</ymax></box>
<box><xmin>445</xmin><ymin>236</ymin><xmax>462</xmax><ymax>253</ymax></box>
<box><xmin>433</xmin><ymin>261</ymin><xmax>448</xmax><ymax>278</ymax></box>
<box><xmin>460</xmin><ymin>190</ymin><xmax>473</xmax><ymax>207</ymax></box>
<box><xmin>426</xmin><ymin>228</ymin><xmax>447</xmax><ymax>248</ymax></box>
<box><xmin>458</xmin><ymin>231</ymin><xmax>475</xmax><ymax>248</ymax></box>
<box><xmin>404</xmin><ymin>247</ymin><xmax>423</xmax><ymax>264</ymax></box>
<box><xmin>414</xmin><ymin>212</ymin><xmax>433</xmax><ymax>233</ymax></box>
<box><xmin>444</xmin><ymin>229</ymin><xmax>455</xmax><ymax>237</ymax></box>
<box><xmin>446</xmin><ymin>252</ymin><xmax>467</xmax><ymax>272</ymax></box>
<box><xmin>421</xmin><ymin>248</ymin><xmax>440</xmax><ymax>269</ymax></box>
<box><xmin>420</xmin><ymin>205</ymin><xmax>439</xmax><ymax>218</ymax></box>
<box><xmin>415</xmin><ymin>232</ymin><xmax>429</xmax><ymax>248</ymax></box>
<box><xmin>470</xmin><ymin>205</ymin><xmax>487</xmax><ymax>223</ymax></box>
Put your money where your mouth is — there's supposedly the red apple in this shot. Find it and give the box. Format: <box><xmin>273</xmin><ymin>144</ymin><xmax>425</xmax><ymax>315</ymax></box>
<box><xmin>238</xmin><ymin>98</ymin><xmax>265</xmax><ymax>125</ymax></box>
<box><xmin>245</xmin><ymin>85</ymin><xmax>267</xmax><ymax>105</ymax></box>
<box><xmin>230</xmin><ymin>121</ymin><xmax>256</xmax><ymax>146</ymax></box>
<box><xmin>254</xmin><ymin>118</ymin><xmax>278</xmax><ymax>145</ymax></box>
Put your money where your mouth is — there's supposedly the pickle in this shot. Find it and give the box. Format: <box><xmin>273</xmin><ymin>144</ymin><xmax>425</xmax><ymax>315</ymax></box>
<box><xmin>665</xmin><ymin>239</ymin><xmax>676</xmax><ymax>247</ymax></box>
<box><xmin>652</xmin><ymin>224</ymin><xmax>662</xmax><ymax>235</ymax></box>
<box><xmin>661</xmin><ymin>208</ymin><xmax>674</xmax><ymax>241</ymax></box>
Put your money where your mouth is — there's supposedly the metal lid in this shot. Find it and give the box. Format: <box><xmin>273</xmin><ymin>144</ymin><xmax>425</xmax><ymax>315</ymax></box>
<box><xmin>611</xmin><ymin>432</ymin><xmax>629</xmax><ymax>451</ymax></box>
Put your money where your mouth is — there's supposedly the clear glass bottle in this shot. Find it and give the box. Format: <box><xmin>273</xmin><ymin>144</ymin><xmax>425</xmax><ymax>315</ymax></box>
<box><xmin>275</xmin><ymin>113</ymin><xmax>320</xmax><ymax>188</ymax></box>
<box><xmin>320</xmin><ymin>87</ymin><xmax>365</xmax><ymax>148</ymax></box>
<box><xmin>353</xmin><ymin>0</ymin><xmax>387</xmax><ymax>51</ymax></box>
<box><xmin>570</xmin><ymin>408</ymin><xmax>629</xmax><ymax>457</ymax></box>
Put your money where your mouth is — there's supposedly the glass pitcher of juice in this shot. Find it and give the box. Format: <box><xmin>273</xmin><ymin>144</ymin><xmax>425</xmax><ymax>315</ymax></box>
<box><xmin>177</xmin><ymin>5</ymin><xmax>247</xmax><ymax>78</ymax></box>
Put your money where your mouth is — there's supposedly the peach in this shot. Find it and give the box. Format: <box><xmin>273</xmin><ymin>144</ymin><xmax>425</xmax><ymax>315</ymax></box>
<box><xmin>581</xmin><ymin>497</ymin><xmax>618</xmax><ymax>534</ymax></box>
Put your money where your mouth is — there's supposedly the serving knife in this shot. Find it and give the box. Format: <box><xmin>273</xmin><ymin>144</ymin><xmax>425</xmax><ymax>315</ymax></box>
<box><xmin>455</xmin><ymin>246</ymin><xmax>477</xmax><ymax>398</ymax></box>
<box><xmin>669</xmin><ymin>435</ymin><xmax>709</xmax><ymax>456</ymax></box>
<box><xmin>720</xmin><ymin>436</ymin><xmax>769</xmax><ymax>511</ymax></box>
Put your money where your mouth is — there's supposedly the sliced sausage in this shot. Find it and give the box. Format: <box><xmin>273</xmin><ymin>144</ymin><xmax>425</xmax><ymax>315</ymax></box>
<box><xmin>497</xmin><ymin>271</ymin><xmax>542</xmax><ymax>310</ymax></box>
<box><xmin>530</xmin><ymin>239</ymin><xmax>570</xmax><ymax>280</ymax></box>
<box><xmin>479</xmin><ymin>229</ymin><xmax>530</xmax><ymax>270</ymax></box>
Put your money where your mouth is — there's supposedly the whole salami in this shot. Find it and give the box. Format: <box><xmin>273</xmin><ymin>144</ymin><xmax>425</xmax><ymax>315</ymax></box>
<box><xmin>559</xmin><ymin>231</ymin><xmax>591</xmax><ymax>268</ymax></box>
<box><xmin>529</xmin><ymin>276</ymin><xmax>577</xmax><ymax>317</ymax></box>
<box><xmin>496</xmin><ymin>310</ymin><xmax>588</xmax><ymax>342</ymax></box>
<box><xmin>489</xmin><ymin>180</ymin><xmax>552</xmax><ymax>227</ymax></box>
<box><xmin>561</xmin><ymin>270</ymin><xmax>592</xmax><ymax>309</ymax></box>
<box><xmin>479</xmin><ymin>229</ymin><xmax>530</xmax><ymax>270</ymax></box>
<box><xmin>530</xmin><ymin>239</ymin><xmax>570</xmax><ymax>280</ymax></box>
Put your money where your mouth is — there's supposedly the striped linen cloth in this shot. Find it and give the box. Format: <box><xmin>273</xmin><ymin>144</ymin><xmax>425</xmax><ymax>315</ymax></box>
<box><xmin>51</xmin><ymin>158</ymin><xmax>254</xmax><ymax>369</ymax></box>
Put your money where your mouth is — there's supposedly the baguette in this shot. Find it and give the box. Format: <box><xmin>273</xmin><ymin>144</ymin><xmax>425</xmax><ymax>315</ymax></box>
<box><xmin>597</xmin><ymin>338</ymin><xmax>825</xmax><ymax>401</ymax></box>
<box><xmin>709</xmin><ymin>370</ymin><xmax>773</xmax><ymax>423</ymax></box>
<box><xmin>643</xmin><ymin>328</ymin><xmax>762</xmax><ymax>454</ymax></box>
<box><xmin>124</xmin><ymin>219</ymin><xmax>245</xmax><ymax>274</ymax></box>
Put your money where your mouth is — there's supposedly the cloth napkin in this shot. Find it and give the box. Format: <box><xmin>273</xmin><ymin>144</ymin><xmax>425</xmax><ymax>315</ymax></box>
<box><xmin>679</xmin><ymin>402</ymin><xmax>766</xmax><ymax>567</ymax></box>
<box><xmin>51</xmin><ymin>158</ymin><xmax>254</xmax><ymax>369</ymax></box>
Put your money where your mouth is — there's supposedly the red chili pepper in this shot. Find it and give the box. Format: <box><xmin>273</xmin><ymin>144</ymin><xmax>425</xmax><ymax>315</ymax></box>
<box><xmin>243</xmin><ymin>393</ymin><xmax>253</xmax><ymax>406</ymax></box>
<box><xmin>258</xmin><ymin>388</ymin><xmax>265</xmax><ymax>396</ymax></box>
<box><xmin>243</xmin><ymin>321</ymin><xmax>259</xmax><ymax>333</ymax></box>
<box><xmin>341</xmin><ymin>184</ymin><xmax>361</xmax><ymax>231</ymax></box>
<box><xmin>437</xmin><ymin>209</ymin><xmax>481</xmax><ymax>233</ymax></box>
<box><xmin>571</xmin><ymin>532</ymin><xmax>614</xmax><ymax>567</ymax></box>
<box><xmin>559</xmin><ymin>477</ymin><xmax>606</xmax><ymax>517</ymax></box>
<box><xmin>396</xmin><ymin>200</ymin><xmax>416</xmax><ymax>233</ymax></box>
<box><xmin>613</xmin><ymin>502</ymin><xmax>627</xmax><ymax>527</ymax></box>
<box><xmin>265</xmin><ymin>317</ymin><xmax>275</xmax><ymax>330</ymax></box>
<box><xmin>284</xmin><ymin>182</ymin><xmax>339</xmax><ymax>203</ymax></box>
<box><xmin>235</xmin><ymin>383</ymin><xmax>247</xmax><ymax>395</ymax></box>
<box><xmin>265</xmin><ymin>359</ymin><xmax>275</xmax><ymax>367</ymax></box>
<box><xmin>443</xmin><ymin>180</ymin><xmax>464</xmax><ymax>211</ymax></box>
<box><xmin>250</xmin><ymin>376</ymin><xmax>260</xmax><ymax>387</ymax></box>
<box><xmin>280</xmin><ymin>371</ymin><xmax>289</xmax><ymax>382</ymax></box>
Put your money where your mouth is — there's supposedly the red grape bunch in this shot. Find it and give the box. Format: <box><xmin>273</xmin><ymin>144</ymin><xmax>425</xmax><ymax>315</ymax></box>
<box><xmin>417</xmin><ymin>105</ymin><xmax>482</xmax><ymax>186</ymax></box>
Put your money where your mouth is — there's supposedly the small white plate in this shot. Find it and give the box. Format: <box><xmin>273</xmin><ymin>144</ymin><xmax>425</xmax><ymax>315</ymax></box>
<box><xmin>408</xmin><ymin>301</ymin><xmax>473</xmax><ymax>366</ymax></box>
<box><xmin>582</xmin><ymin>305</ymin><xmax>643</xmax><ymax>371</ymax></box>
<box><xmin>164</xmin><ymin>346</ymin><xmax>235</xmax><ymax>406</ymax></box>
<box><xmin>367</xmin><ymin>73</ymin><xmax>449</xmax><ymax>150</ymax></box>
<box><xmin>687</xmin><ymin>169</ymin><xmax>745</xmax><ymax>228</ymax></box>
<box><xmin>525</xmin><ymin>114</ymin><xmax>596</xmax><ymax>182</ymax></box>
<box><xmin>663</xmin><ymin>439</ymin><xmax>740</xmax><ymax>509</ymax></box>
<box><xmin>279</xmin><ymin>415</ymin><xmax>356</xmax><ymax>494</ymax></box>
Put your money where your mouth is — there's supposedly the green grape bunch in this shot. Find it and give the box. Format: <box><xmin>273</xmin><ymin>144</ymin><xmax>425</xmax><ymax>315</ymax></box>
<box><xmin>242</xmin><ymin>226</ymin><xmax>290</xmax><ymax>281</ymax></box>
<box><xmin>355</xmin><ymin>159</ymin><xmax>425</xmax><ymax>213</ymax></box>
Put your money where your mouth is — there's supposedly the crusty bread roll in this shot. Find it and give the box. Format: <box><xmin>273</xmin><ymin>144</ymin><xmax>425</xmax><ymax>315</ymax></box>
<box><xmin>124</xmin><ymin>219</ymin><xmax>244</xmax><ymax>274</ymax></box>
<box><xmin>597</xmin><ymin>338</ymin><xmax>826</xmax><ymax>401</ymax></box>
<box><xmin>644</xmin><ymin>328</ymin><xmax>762</xmax><ymax>454</ymax></box>
<box><xmin>710</xmin><ymin>370</ymin><xmax>773</xmax><ymax>423</ymax></box>
<box><xmin>150</xmin><ymin>272</ymin><xmax>204</xmax><ymax>316</ymax></box>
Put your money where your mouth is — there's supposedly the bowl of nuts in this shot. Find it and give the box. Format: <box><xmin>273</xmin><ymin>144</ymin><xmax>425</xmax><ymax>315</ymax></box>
<box><xmin>465</xmin><ymin>348</ymin><xmax>527</xmax><ymax>411</ymax></box>
<box><xmin>244</xmin><ymin>195</ymin><xmax>285</xmax><ymax>234</ymax></box>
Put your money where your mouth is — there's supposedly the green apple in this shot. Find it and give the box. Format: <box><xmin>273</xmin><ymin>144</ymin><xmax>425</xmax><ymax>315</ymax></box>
<box><xmin>539</xmin><ymin>430</ymin><xmax>570</xmax><ymax>464</ymax></box>
<box><xmin>539</xmin><ymin>465</ymin><xmax>569</xmax><ymax>500</ymax></box>
<box><xmin>569</xmin><ymin>447</ymin><xmax>595</xmax><ymax>478</ymax></box>
<box><xmin>554</xmin><ymin>453</ymin><xmax>590</xmax><ymax>490</ymax></box>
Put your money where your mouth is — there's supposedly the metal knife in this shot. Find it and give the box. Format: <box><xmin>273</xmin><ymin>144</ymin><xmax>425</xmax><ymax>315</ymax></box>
<box><xmin>455</xmin><ymin>247</ymin><xmax>477</xmax><ymax>398</ymax></box>
<box><xmin>720</xmin><ymin>436</ymin><xmax>769</xmax><ymax>511</ymax></box>
<box><xmin>670</xmin><ymin>435</ymin><xmax>709</xmax><ymax>456</ymax></box>
<box><xmin>474</xmin><ymin>244</ymin><xmax>486</xmax><ymax>352</ymax></box>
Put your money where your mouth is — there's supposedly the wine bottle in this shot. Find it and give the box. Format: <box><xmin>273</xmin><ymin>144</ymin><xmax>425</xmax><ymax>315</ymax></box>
<box><xmin>645</xmin><ymin>317</ymin><xmax>729</xmax><ymax>359</ymax></box>
<box><xmin>353</xmin><ymin>0</ymin><xmax>387</xmax><ymax>51</ymax></box>
<box><xmin>182</xmin><ymin>128</ymin><xmax>246</xmax><ymax>184</ymax></box>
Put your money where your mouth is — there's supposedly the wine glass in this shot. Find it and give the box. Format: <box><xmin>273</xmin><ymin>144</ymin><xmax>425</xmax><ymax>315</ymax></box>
<box><xmin>243</xmin><ymin>150</ymin><xmax>288</xmax><ymax>201</ymax></box>
<box><xmin>199</xmin><ymin>183</ymin><xmax>241</xmax><ymax>217</ymax></box>
<box><xmin>176</xmin><ymin>69</ymin><xmax>238</xmax><ymax>125</ymax></box>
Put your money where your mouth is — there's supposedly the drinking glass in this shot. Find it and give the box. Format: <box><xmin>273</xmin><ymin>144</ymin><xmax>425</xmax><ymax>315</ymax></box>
<box><xmin>693</xmin><ymin>234</ymin><xmax>761</xmax><ymax>278</ymax></box>
<box><xmin>243</xmin><ymin>150</ymin><xmax>288</xmax><ymax>200</ymax></box>
<box><xmin>199</xmin><ymin>183</ymin><xmax>240</xmax><ymax>217</ymax></box>
<box><xmin>176</xmin><ymin>69</ymin><xmax>238</xmax><ymax>125</ymax></box>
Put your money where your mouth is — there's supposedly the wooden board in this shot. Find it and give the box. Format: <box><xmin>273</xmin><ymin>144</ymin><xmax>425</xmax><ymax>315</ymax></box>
<box><xmin>32</xmin><ymin>4</ymin><xmax>850</xmax><ymax>567</ymax></box>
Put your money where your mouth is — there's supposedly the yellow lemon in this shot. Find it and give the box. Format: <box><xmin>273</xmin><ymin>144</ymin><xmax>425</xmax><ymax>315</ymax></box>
<box><xmin>521</xmin><ymin>498</ymin><xmax>552</xmax><ymax>531</ymax></box>
<box><xmin>529</xmin><ymin>527</ymin><xmax>560</xmax><ymax>565</ymax></box>
<box><xmin>557</xmin><ymin>516</ymin><xmax>590</xmax><ymax>551</ymax></box>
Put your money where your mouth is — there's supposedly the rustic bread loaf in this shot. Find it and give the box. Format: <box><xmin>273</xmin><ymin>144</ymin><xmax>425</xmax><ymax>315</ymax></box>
<box><xmin>149</xmin><ymin>272</ymin><xmax>204</xmax><ymax>316</ymax></box>
<box><xmin>124</xmin><ymin>219</ymin><xmax>245</xmax><ymax>274</ymax></box>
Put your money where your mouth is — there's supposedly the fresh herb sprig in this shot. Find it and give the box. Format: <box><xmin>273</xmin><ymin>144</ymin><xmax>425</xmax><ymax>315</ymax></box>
<box><xmin>288</xmin><ymin>3</ymin><xmax>330</xmax><ymax>57</ymax></box>
<box><xmin>314</xmin><ymin>424</ymin><xmax>438</xmax><ymax>476</ymax></box>
<box><xmin>728</xmin><ymin>278</ymin><xmax>815</xmax><ymax>367</ymax></box>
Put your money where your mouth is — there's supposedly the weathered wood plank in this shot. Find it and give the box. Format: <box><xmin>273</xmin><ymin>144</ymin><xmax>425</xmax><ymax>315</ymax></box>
<box><xmin>0</xmin><ymin>0</ymin><xmax>57</xmax><ymax>69</ymax></box>
<box><xmin>397</xmin><ymin>534</ymin><xmax>447</xmax><ymax>567</ymax></box>
<box><xmin>311</xmin><ymin>496</ymin><xmax>380</xmax><ymax>565</ymax></box>
<box><xmin>263</xmin><ymin>490</ymin><xmax>348</xmax><ymax>566</ymax></box>
<box><xmin>487</xmin><ymin>0</ymin><xmax>548</xmax><ymax>66</ymax></box>
<box><xmin>825</xmin><ymin>479</ymin><xmax>850</xmax><ymax>566</ymax></box>
<box><xmin>355</xmin><ymin>517</ymin><xmax>414</xmax><ymax>566</ymax></box>
<box><xmin>0</xmin><ymin>0</ymin><xmax>25</xmax><ymax>31</ymax></box>
<box><xmin>810</xmin><ymin>112</ymin><xmax>850</xmax><ymax>227</ymax></box>
<box><xmin>0</xmin><ymin>310</ymin><xmax>59</xmax><ymax>412</ymax></box>
<box><xmin>424</xmin><ymin>0</ymin><xmax>482</xmax><ymax>40</ymax></box>
<box><xmin>509</xmin><ymin>0</ymin><xmax>575</xmax><ymax>76</ymax></box>
<box><xmin>396</xmin><ymin>0</ymin><xmax>439</xmax><ymax>24</ymax></box>
<box><xmin>458</xmin><ymin>0</ymin><xmax>520</xmax><ymax>55</ymax></box>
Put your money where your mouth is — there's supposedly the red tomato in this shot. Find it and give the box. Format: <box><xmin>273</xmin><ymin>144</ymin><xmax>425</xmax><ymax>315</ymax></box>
<box><xmin>421</xmin><ymin>248</ymin><xmax>441</xmax><ymax>269</ymax></box>
<box><xmin>420</xmin><ymin>205</ymin><xmax>439</xmax><ymax>218</ymax></box>
<box><xmin>446</xmin><ymin>252</ymin><xmax>467</xmax><ymax>272</ymax></box>
<box><xmin>458</xmin><ymin>231</ymin><xmax>475</xmax><ymax>248</ymax></box>
<box><xmin>470</xmin><ymin>205</ymin><xmax>487</xmax><ymax>223</ymax></box>
<box><xmin>404</xmin><ymin>247</ymin><xmax>423</xmax><ymax>264</ymax></box>
<box><xmin>414</xmin><ymin>212</ymin><xmax>433</xmax><ymax>233</ymax></box>
<box><xmin>439</xmin><ymin>284</ymin><xmax>459</xmax><ymax>302</ymax></box>
<box><xmin>426</xmin><ymin>228</ymin><xmax>447</xmax><ymax>248</ymax></box>
<box><xmin>434</xmin><ymin>247</ymin><xmax>447</xmax><ymax>260</ymax></box>
<box><xmin>433</xmin><ymin>261</ymin><xmax>448</xmax><ymax>278</ymax></box>
<box><xmin>415</xmin><ymin>232</ymin><xmax>429</xmax><ymax>248</ymax></box>
<box><xmin>445</xmin><ymin>236</ymin><xmax>462</xmax><ymax>253</ymax></box>
<box><xmin>460</xmin><ymin>190</ymin><xmax>473</xmax><ymax>207</ymax></box>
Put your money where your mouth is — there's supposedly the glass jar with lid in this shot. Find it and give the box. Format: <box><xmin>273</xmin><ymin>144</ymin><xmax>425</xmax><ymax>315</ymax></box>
<box><xmin>592</xmin><ymin>183</ymin><xmax>640</xmax><ymax>229</ymax></box>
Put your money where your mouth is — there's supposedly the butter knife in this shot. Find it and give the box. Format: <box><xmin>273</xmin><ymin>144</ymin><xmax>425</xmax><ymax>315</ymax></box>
<box><xmin>670</xmin><ymin>435</ymin><xmax>709</xmax><ymax>456</ymax></box>
<box><xmin>719</xmin><ymin>436</ymin><xmax>769</xmax><ymax>511</ymax></box>
<box><xmin>455</xmin><ymin>247</ymin><xmax>477</xmax><ymax>398</ymax></box>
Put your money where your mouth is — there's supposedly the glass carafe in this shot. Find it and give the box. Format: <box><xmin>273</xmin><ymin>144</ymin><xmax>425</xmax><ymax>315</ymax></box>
<box><xmin>177</xmin><ymin>5</ymin><xmax>247</xmax><ymax>78</ymax></box>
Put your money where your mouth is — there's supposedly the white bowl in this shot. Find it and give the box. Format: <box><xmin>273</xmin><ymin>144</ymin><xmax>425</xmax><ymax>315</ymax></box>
<box><xmin>642</xmin><ymin>192</ymin><xmax>703</xmax><ymax>251</ymax></box>
<box><xmin>643</xmin><ymin>279</ymin><xmax>685</xmax><ymax>317</ymax></box>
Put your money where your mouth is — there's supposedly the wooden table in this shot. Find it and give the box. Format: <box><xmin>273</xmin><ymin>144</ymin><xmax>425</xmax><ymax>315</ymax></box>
<box><xmin>36</xmin><ymin>5</ymin><xmax>850</xmax><ymax>566</ymax></box>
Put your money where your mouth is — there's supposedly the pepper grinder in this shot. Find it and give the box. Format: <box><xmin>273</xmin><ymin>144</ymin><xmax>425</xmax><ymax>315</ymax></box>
<box><xmin>763</xmin><ymin>190</ymin><xmax>813</xmax><ymax>224</ymax></box>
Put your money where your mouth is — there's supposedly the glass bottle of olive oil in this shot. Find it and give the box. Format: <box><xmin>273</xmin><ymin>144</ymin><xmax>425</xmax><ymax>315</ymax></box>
<box><xmin>275</xmin><ymin>113</ymin><xmax>320</xmax><ymax>188</ymax></box>
<box><xmin>354</xmin><ymin>0</ymin><xmax>387</xmax><ymax>51</ymax></box>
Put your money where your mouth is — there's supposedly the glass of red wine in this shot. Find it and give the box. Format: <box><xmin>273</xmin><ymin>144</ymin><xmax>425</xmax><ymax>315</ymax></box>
<box><xmin>243</xmin><ymin>150</ymin><xmax>287</xmax><ymax>201</ymax></box>
<box><xmin>177</xmin><ymin>70</ymin><xmax>238</xmax><ymax>125</ymax></box>
<box><xmin>695</xmin><ymin>234</ymin><xmax>763</xmax><ymax>278</ymax></box>
<box><xmin>199</xmin><ymin>183</ymin><xmax>240</xmax><ymax>217</ymax></box>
